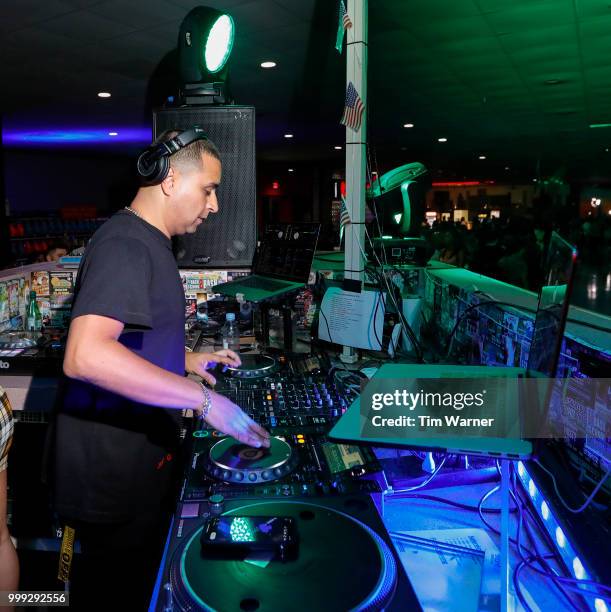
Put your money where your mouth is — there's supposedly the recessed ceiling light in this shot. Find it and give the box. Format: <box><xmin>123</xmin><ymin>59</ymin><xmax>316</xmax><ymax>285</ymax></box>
<box><xmin>478</xmin><ymin>155</ymin><xmax>486</xmax><ymax>160</ymax></box>
<box><xmin>97</xmin><ymin>91</ymin><xmax>111</xmax><ymax>98</ymax></box>
<box><xmin>334</xmin><ymin>145</ymin><xmax>342</xmax><ymax>150</ymax></box>
<box><xmin>438</xmin><ymin>137</ymin><xmax>447</xmax><ymax>142</ymax></box>
<box><xmin>260</xmin><ymin>61</ymin><xmax>277</xmax><ymax>68</ymax></box>
<box><xmin>288</xmin><ymin>168</ymin><xmax>294</xmax><ymax>172</ymax></box>
<box><xmin>284</xmin><ymin>133</ymin><xmax>293</xmax><ymax>138</ymax></box>
<box><xmin>108</xmin><ymin>132</ymin><xmax>118</xmax><ymax>136</ymax></box>
<box><xmin>403</xmin><ymin>123</ymin><xmax>414</xmax><ymax>128</ymax></box>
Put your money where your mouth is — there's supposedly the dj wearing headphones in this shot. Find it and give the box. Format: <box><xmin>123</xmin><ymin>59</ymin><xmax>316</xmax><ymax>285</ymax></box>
<box><xmin>48</xmin><ymin>127</ymin><xmax>270</xmax><ymax>610</ymax></box>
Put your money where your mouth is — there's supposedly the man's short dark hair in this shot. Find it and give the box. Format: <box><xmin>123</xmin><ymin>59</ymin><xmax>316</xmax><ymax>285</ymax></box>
<box><xmin>153</xmin><ymin>129</ymin><xmax>221</xmax><ymax>174</ymax></box>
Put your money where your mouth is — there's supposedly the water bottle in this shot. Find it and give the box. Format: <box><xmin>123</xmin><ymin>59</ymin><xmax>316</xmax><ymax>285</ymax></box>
<box><xmin>26</xmin><ymin>290</ymin><xmax>42</xmax><ymax>332</ymax></box>
<box><xmin>221</xmin><ymin>312</ymin><xmax>240</xmax><ymax>352</ymax></box>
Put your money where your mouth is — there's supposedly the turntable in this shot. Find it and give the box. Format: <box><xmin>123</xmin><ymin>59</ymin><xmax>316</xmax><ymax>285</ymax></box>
<box><xmin>203</xmin><ymin>436</ymin><xmax>299</xmax><ymax>484</ymax></box>
<box><xmin>167</xmin><ymin>500</ymin><xmax>403</xmax><ymax>612</ymax></box>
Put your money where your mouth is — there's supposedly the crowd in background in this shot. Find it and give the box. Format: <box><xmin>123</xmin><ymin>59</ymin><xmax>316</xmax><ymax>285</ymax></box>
<box><xmin>423</xmin><ymin>214</ymin><xmax>611</xmax><ymax>291</ymax></box>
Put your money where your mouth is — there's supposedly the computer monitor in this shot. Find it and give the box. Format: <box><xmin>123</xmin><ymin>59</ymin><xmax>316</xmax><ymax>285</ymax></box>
<box><xmin>527</xmin><ymin>232</ymin><xmax>578</xmax><ymax>377</ymax></box>
<box><xmin>367</xmin><ymin>163</ymin><xmax>428</xmax><ymax>237</ymax></box>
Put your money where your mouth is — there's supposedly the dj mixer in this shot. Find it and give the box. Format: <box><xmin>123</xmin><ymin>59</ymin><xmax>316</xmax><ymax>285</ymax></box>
<box><xmin>151</xmin><ymin>354</ymin><xmax>421</xmax><ymax>611</ymax></box>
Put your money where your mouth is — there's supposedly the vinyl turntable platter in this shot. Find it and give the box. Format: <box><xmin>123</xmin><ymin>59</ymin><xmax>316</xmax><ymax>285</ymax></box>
<box><xmin>169</xmin><ymin>500</ymin><xmax>398</xmax><ymax>611</ymax></box>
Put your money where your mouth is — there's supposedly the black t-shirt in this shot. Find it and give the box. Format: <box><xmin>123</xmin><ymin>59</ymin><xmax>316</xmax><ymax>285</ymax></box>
<box><xmin>53</xmin><ymin>210</ymin><xmax>186</xmax><ymax>523</ymax></box>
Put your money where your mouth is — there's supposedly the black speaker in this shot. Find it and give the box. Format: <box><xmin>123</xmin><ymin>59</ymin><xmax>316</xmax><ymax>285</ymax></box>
<box><xmin>153</xmin><ymin>106</ymin><xmax>256</xmax><ymax>268</ymax></box>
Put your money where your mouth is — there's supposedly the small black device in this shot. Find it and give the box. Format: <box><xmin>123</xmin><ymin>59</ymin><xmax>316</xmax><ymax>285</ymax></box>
<box><xmin>200</xmin><ymin>515</ymin><xmax>299</xmax><ymax>561</ymax></box>
<box><xmin>136</xmin><ymin>125</ymin><xmax>209</xmax><ymax>186</ymax></box>
<box><xmin>366</xmin><ymin>237</ymin><xmax>430</xmax><ymax>266</ymax></box>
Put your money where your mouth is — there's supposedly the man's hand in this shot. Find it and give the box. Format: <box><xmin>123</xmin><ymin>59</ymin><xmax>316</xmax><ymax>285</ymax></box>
<box><xmin>185</xmin><ymin>349</ymin><xmax>241</xmax><ymax>386</ymax></box>
<box><xmin>201</xmin><ymin>391</ymin><xmax>271</xmax><ymax>448</ymax></box>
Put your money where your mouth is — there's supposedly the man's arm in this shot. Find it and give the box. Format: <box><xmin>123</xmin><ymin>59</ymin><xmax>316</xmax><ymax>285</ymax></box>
<box><xmin>64</xmin><ymin>314</ymin><xmax>202</xmax><ymax>410</ymax></box>
<box><xmin>63</xmin><ymin>314</ymin><xmax>271</xmax><ymax>447</ymax></box>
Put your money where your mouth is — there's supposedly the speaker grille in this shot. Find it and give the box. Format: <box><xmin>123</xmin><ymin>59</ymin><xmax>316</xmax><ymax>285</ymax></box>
<box><xmin>153</xmin><ymin>107</ymin><xmax>256</xmax><ymax>268</ymax></box>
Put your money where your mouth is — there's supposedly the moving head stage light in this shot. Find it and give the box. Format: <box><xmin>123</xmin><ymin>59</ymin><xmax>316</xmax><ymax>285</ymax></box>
<box><xmin>366</xmin><ymin>162</ymin><xmax>430</xmax><ymax>266</ymax></box>
<box><xmin>179</xmin><ymin>6</ymin><xmax>235</xmax><ymax>105</ymax></box>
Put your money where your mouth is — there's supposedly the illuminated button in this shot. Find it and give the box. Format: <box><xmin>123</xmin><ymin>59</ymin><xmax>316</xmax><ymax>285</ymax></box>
<box><xmin>267</xmin><ymin>395</ymin><xmax>272</xmax><ymax>400</ymax></box>
<box><xmin>297</xmin><ymin>434</ymin><xmax>304</xmax><ymax>439</ymax></box>
<box><xmin>298</xmin><ymin>439</ymin><xmax>305</xmax><ymax>444</ymax></box>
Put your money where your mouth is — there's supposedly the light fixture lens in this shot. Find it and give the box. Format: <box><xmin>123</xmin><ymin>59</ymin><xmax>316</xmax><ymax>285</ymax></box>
<box><xmin>594</xmin><ymin>598</ymin><xmax>608</xmax><ymax>612</ymax></box>
<box><xmin>260</xmin><ymin>61</ymin><xmax>276</xmax><ymax>68</ymax></box>
<box><xmin>97</xmin><ymin>92</ymin><xmax>111</xmax><ymax>98</ymax></box>
<box><xmin>479</xmin><ymin>155</ymin><xmax>486</xmax><ymax>160</ymax></box>
<box><xmin>555</xmin><ymin>527</ymin><xmax>566</xmax><ymax>548</ymax></box>
<box><xmin>284</xmin><ymin>133</ymin><xmax>294</xmax><ymax>139</ymax></box>
<box><xmin>334</xmin><ymin>145</ymin><xmax>342</xmax><ymax>150</ymax></box>
<box><xmin>108</xmin><ymin>132</ymin><xmax>118</xmax><ymax>136</ymax></box>
<box><xmin>528</xmin><ymin>479</ymin><xmax>536</xmax><ymax>498</ymax></box>
<box><xmin>517</xmin><ymin>461</ymin><xmax>525</xmax><ymax>477</ymax></box>
<box><xmin>393</xmin><ymin>213</ymin><xmax>403</xmax><ymax>224</ymax></box>
<box><xmin>403</xmin><ymin>123</ymin><xmax>414</xmax><ymax>128</ymax></box>
<box><xmin>205</xmin><ymin>14</ymin><xmax>234</xmax><ymax>73</ymax></box>
<box><xmin>438</xmin><ymin>137</ymin><xmax>447</xmax><ymax>142</ymax></box>
<box><xmin>288</xmin><ymin>168</ymin><xmax>294</xmax><ymax>172</ymax></box>
<box><xmin>541</xmin><ymin>501</ymin><xmax>549</xmax><ymax>520</ymax></box>
<box><xmin>572</xmin><ymin>557</ymin><xmax>585</xmax><ymax>580</ymax></box>
<box><xmin>505</xmin><ymin>166</ymin><xmax>510</xmax><ymax>170</ymax></box>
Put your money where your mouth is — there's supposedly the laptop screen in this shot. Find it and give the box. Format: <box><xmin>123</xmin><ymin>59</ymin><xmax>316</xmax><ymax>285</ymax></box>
<box><xmin>253</xmin><ymin>223</ymin><xmax>320</xmax><ymax>283</ymax></box>
<box><xmin>526</xmin><ymin>231</ymin><xmax>577</xmax><ymax>377</ymax></box>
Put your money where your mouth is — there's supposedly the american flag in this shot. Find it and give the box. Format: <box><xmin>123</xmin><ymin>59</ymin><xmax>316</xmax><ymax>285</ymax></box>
<box><xmin>340</xmin><ymin>82</ymin><xmax>365</xmax><ymax>132</ymax></box>
<box><xmin>339</xmin><ymin>198</ymin><xmax>351</xmax><ymax>240</ymax></box>
<box><xmin>335</xmin><ymin>0</ymin><xmax>352</xmax><ymax>52</ymax></box>
<box><xmin>340</xmin><ymin>1</ymin><xmax>353</xmax><ymax>29</ymax></box>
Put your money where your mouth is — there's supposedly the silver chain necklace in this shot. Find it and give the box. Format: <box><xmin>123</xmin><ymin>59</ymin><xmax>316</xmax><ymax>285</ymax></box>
<box><xmin>124</xmin><ymin>206</ymin><xmax>142</xmax><ymax>219</ymax></box>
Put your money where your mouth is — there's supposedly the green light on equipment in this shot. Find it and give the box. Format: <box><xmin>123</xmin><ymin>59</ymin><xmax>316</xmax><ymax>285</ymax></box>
<box><xmin>589</xmin><ymin>123</ymin><xmax>611</xmax><ymax>128</ymax></box>
<box><xmin>205</xmin><ymin>14</ymin><xmax>234</xmax><ymax>73</ymax></box>
<box><xmin>393</xmin><ymin>213</ymin><xmax>402</xmax><ymax>224</ymax></box>
<box><xmin>229</xmin><ymin>517</ymin><xmax>256</xmax><ymax>542</ymax></box>
<box><xmin>382</xmin><ymin>235</ymin><xmax>393</xmax><ymax>239</ymax></box>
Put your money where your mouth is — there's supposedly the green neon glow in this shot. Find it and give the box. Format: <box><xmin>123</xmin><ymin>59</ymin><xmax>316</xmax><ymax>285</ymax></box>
<box><xmin>589</xmin><ymin>123</ymin><xmax>611</xmax><ymax>128</ymax></box>
<box><xmin>393</xmin><ymin>213</ymin><xmax>402</xmax><ymax>224</ymax></box>
<box><xmin>382</xmin><ymin>235</ymin><xmax>393</xmax><ymax>239</ymax></box>
<box><xmin>205</xmin><ymin>14</ymin><xmax>234</xmax><ymax>73</ymax></box>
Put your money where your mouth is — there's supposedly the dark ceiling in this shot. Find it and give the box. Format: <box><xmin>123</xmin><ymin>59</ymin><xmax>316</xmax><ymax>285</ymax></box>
<box><xmin>2</xmin><ymin>0</ymin><xmax>611</xmax><ymax>182</ymax></box>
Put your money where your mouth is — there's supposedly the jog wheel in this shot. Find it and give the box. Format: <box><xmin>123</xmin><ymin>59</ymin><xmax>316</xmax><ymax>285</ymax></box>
<box><xmin>204</xmin><ymin>437</ymin><xmax>298</xmax><ymax>484</ymax></box>
<box><xmin>225</xmin><ymin>354</ymin><xmax>276</xmax><ymax>379</ymax></box>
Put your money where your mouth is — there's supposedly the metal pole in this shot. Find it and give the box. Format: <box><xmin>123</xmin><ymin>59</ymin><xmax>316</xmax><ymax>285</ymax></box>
<box><xmin>341</xmin><ymin>0</ymin><xmax>368</xmax><ymax>364</ymax></box>
<box><xmin>500</xmin><ymin>460</ymin><xmax>510</xmax><ymax>612</ymax></box>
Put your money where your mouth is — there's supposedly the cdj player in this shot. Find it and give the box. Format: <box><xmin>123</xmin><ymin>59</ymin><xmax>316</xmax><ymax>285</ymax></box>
<box><xmin>0</xmin><ymin>330</ymin><xmax>65</xmax><ymax>375</ymax></box>
<box><xmin>150</xmin><ymin>353</ymin><xmax>421</xmax><ymax>611</ymax></box>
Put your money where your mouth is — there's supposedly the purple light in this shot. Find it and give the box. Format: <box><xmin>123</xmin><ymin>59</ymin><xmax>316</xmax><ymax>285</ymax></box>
<box><xmin>2</xmin><ymin>127</ymin><xmax>152</xmax><ymax>146</ymax></box>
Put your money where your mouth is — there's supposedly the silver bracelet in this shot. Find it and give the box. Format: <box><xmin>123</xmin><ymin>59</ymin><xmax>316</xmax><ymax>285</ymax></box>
<box><xmin>197</xmin><ymin>382</ymin><xmax>212</xmax><ymax>420</ymax></box>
